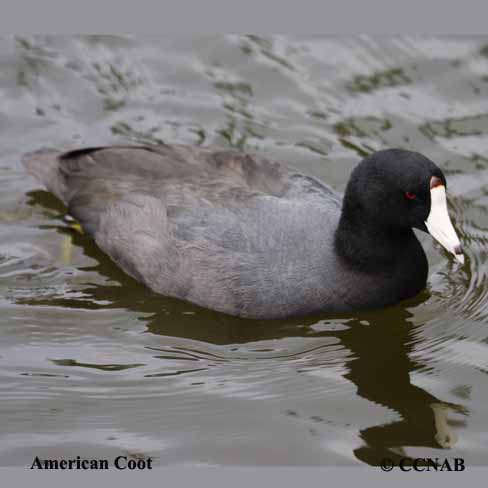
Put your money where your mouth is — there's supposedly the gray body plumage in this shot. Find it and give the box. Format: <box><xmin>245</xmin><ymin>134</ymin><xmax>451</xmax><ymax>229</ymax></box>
<box><xmin>22</xmin><ymin>144</ymin><xmax>419</xmax><ymax>319</ymax></box>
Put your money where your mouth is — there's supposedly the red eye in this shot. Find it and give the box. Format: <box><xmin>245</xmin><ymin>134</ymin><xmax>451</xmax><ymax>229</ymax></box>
<box><xmin>405</xmin><ymin>191</ymin><xmax>416</xmax><ymax>200</ymax></box>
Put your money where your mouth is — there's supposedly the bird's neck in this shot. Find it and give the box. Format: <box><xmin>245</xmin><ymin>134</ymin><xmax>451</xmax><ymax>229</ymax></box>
<box><xmin>334</xmin><ymin>204</ymin><xmax>423</xmax><ymax>273</ymax></box>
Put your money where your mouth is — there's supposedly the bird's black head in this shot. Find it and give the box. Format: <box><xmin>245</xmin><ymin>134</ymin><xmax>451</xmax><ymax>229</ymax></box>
<box><xmin>344</xmin><ymin>149</ymin><xmax>445</xmax><ymax>232</ymax></box>
<box><xmin>338</xmin><ymin>148</ymin><xmax>463</xmax><ymax>264</ymax></box>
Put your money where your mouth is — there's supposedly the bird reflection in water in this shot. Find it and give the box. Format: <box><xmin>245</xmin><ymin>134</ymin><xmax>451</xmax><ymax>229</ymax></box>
<box><xmin>338</xmin><ymin>308</ymin><xmax>467</xmax><ymax>465</ymax></box>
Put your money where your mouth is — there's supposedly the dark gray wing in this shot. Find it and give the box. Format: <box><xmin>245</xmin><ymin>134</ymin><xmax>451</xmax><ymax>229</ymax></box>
<box><xmin>23</xmin><ymin>144</ymin><xmax>340</xmax><ymax>232</ymax></box>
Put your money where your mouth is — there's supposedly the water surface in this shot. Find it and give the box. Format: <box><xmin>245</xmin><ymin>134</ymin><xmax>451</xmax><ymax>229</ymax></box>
<box><xmin>1</xmin><ymin>35</ymin><xmax>488</xmax><ymax>466</ymax></box>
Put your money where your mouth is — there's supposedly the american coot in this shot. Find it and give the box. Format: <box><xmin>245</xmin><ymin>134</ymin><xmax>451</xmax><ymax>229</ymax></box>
<box><xmin>22</xmin><ymin>145</ymin><xmax>464</xmax><ymax>319</ymax></box>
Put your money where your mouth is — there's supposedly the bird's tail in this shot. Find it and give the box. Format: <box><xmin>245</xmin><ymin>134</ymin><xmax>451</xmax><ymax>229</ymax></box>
<box><xmin>22</xmin><ymin>148</ymin><xmax>66</xmax><ymax>202</ymax></box>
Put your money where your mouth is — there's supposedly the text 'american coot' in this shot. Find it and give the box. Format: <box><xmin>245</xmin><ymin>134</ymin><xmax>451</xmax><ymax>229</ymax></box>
<box><xmin>23</xmin><ymin>146</ymin><xmax>464</xmax><ymax>319</ymax></box>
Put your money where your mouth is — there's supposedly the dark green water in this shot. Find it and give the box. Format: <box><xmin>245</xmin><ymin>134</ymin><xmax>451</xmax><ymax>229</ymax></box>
<box><xmin>1</xmin><ymin>36</ymin><xmax>487</xmax><ymax>466</ymax></box>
